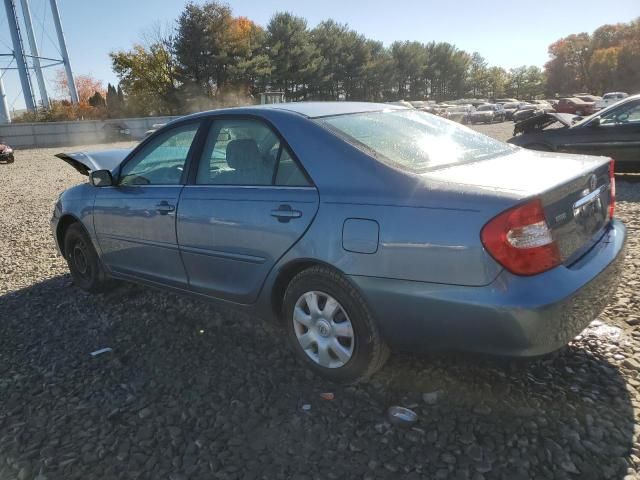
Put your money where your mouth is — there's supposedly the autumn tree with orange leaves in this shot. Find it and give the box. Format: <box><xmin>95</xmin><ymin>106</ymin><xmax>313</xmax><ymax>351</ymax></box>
<box><xmin>545</xmin><ymin>18</ymin><xmax>640</xmax><ymax>96</ymax></box>
<box><xmin>53</xmin><ymin>70</ymin><xmax>106</xmax><ymax>105</ymax></box>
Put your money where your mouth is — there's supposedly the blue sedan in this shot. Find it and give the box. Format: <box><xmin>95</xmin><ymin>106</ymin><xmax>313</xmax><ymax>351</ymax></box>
<box><xmin>52</xmin><ymin>102</ymin><xmax>626</xmax><ymax>382</ymax></box>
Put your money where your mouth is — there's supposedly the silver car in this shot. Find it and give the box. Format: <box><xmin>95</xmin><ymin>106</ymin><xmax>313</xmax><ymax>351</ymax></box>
<box><xmin>469</xmin><ymin>103</ymin><xmax>506</xmax><ymax>123</ymax></box>
<box><xmin>52</xmin><ymin>102</ymin><xmax>626</xmax><ymax>382</ymax></box>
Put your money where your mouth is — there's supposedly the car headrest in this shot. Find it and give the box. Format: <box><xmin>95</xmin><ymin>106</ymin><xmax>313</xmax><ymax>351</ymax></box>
<box><xmin>226</xmin><ymin>139</ymin><xmax>261</xmax><ymax>170</ymax></box>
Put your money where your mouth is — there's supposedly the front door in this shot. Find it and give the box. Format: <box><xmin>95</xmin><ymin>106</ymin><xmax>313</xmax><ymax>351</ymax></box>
<box><xmin>558</xmin><ymin>99</ymin><xmax>640</xmax><ymax>163</ymax></box>
<box><xmin>93</xmin><ymin>121</ymin><xmax>202</xmax><ymax>287</ymax></box>
<box><xmin>177</xmin><ymin>117</ymin><xmax>319</xmax><ymax>303</ymax></box>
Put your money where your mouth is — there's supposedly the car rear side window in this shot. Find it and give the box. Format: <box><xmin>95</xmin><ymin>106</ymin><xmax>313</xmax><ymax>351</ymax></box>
<box><xmin>196</xmin><ymin>118</ymin><xmax>310</xmax><ymax>186</ymax></box>
<box><xmin>119</xmin><ymin>123</ymin><xmax>199</xmax><ymax>186</ymax></box>
<box><xmin>275</xmin><ymin>147</ymin><xmax>310</xmax><ymax>186</ymax></box>
<box><xmin>318</xmin><ymin>110</ymin><xmax>512</xmax><ymax>172</ymax></box>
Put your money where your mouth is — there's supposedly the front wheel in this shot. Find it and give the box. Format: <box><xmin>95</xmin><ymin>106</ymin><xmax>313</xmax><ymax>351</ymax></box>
<box><xmin>63</xmin><ymin>223</ymin><xmax>112</xmax><ymax>293</ymax></box>
<box><xmin>283</xmin><ymin>266</ymin><xmax>389</xmax><ymax>383</ymax></box>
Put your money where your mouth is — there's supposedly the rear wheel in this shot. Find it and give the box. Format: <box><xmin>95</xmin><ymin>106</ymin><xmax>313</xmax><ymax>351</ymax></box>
<box><xmin>283</xmin><ymin>266</ymin><xmax>389</xmax><ymax>383</ymax></box>
<box><xmin>63</xmin><ymin>223</ymin><xmax>111</xmax><ymax>293</ymax></box>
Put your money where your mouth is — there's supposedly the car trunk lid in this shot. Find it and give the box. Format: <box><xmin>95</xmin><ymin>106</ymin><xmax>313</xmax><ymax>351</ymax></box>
<box><xmin>513</xmin><ymin>112</ymin><xmax>576</xmax><ymax>135</ymax></box>
<box><xmin>424</xmin><ymin>149</ymin><xmax>613</xmax><ymax>264</ymax></box>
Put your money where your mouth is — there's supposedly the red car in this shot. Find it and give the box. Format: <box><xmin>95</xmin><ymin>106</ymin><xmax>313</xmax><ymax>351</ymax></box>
<box><xmin>554</xmin><ymin>97</ymin><xmax>595</xmax><ymax>116</ymax></box>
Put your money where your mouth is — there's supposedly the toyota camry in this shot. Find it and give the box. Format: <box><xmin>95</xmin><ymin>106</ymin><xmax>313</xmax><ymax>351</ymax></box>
<box><xmin>52</xmin><ymin>102</ymin><xmax>626</xmax><ymax>382</ymax></box>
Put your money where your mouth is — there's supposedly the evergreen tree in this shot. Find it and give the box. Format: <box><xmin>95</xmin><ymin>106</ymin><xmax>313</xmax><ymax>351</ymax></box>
<box><xmin>88</xmin><ymin>91</ymin><xmax>106</xmax><ymax>108</ymax></box>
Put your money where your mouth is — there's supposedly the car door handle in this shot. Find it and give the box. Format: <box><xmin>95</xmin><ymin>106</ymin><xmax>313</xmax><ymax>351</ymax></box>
<box><xmin>155</xmin><ymin>201</ymin><xmax>175</xmax><ymax>215</ymax></box>
<box><xmin>271</xmin><ymin>205</ymin><xmax>302</xmax><ymax>222</ymax></box>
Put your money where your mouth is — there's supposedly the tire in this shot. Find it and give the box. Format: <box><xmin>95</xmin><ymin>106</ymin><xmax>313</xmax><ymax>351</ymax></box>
<box><xmin>283</xmin><ymin>266</ymin><xmax>389</xmax><ymax>383</ymax></box>
<box><xmin>63</xmin><ymin>223</ymin><xmax>111</xmax><ymax>293</ymax></box>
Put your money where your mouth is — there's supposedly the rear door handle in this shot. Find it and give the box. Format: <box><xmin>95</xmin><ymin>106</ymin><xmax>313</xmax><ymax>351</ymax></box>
<box><xmin>271</xmin><ymin>204</ymin><xmax>302</xmax><ymax>222</ymax></box>
<box><xmin>155</xmin><ymin>201</ymin><xmax>175</xmax><ymax>215</ymax></box>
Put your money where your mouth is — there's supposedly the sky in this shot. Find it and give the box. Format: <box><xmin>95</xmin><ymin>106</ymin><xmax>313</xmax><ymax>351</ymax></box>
<box><xmin>0</xmin><ymin>0</ymin><xmax>638</xmax><ymax>111</ymax></box>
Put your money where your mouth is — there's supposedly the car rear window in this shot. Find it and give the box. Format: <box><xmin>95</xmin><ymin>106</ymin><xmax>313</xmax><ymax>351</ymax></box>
<box><xmin>317</xmin><ymin>109</ymin><xmax>513</xmax><ymax>172</ymax></box>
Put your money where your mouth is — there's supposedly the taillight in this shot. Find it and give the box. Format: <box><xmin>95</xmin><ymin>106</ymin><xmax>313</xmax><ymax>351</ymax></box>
<box><xmin>609</xmin><ymin>158</ymin><xmax>615</xmax><ymax>219</ymax></box>
<box><xmin>481</xmin><ymin>198</ymin><xmax>561</xmax><ymax>276</ymax></box>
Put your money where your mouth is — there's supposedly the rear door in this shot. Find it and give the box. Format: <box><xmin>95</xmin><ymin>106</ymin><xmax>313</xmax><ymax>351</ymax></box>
<box><xmin>177</xmin><ymin>117</ymin><xmax>319</xmax><ymax>303</ymax></box>
<box><xmin>93</xmin><ymin>121</ymin><xmax>202</xmax><ymax>287</ymax></box>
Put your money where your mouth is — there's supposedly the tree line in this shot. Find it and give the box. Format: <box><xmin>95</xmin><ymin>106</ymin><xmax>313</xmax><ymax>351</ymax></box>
<box><xmin>14</xmin><ymin>4</ymin><xmax>640</xmax><ymax>122</ymax></box>
<box><xmin>109</xmin><ymin>1</ymin><xmax>549</xmax><ymax>116</ymax></box>
<box><xmin>546</xmin><ymin>18</ymin><xmax>640</xmax><ymax>95</ymax></box>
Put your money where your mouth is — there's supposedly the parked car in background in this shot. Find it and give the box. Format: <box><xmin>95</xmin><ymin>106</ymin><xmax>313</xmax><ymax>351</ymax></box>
<box><xmin>509</xmin><ymin>93</ymin><xmax>640</xmax><ymax>171</ymax></box>
<box><xmin>502</xmin><ymin>102</ymin><xmax>522</xmax><ymax>120</ymax></box>
<box><xmin>494</xmin><ymin>98</ymin><xmax>518</xmax><ymax>104</ymax></box>
<box><xmin>596</xmin><ymin>92</ymin><xmax>629</xmax><ymax>110</ymax></box>
<box><xmin>469</xmin><ymin>104</ymin><xmax>506</xmax><ymax>123</ymax></box>
<box><xmin>51</xmin><ymin>101</ymin><xmax>625</xmax><ymax>382</ymax></box>
<box><xmin>554</xmin><ymin>97</ymin><xmax>595</xmax><ymax>116</ymax></box>
<box><xmin>409</xmin><ymin>101</ymin><xmax>427</xmax><ymax>110</ymax></box>
<box><xmin>575</xmin><ymin>94</ymin><xmax>602</xmax><ymax>104</ymax></box>
<box><xmin>530</xmin><ymin>100</ymin><xmax>554</xmax><ymax>112</ymax></box>
<box><xmin>512</xmin><ymin>104</ymin><xmax>542</xmax><ymax>122</ymax></box>
<box><xmin>0</xmin><ymin>143</ymin><xmax>14</xmax><ymax>164</ymax></box>
<box><xmin>434</xmin><ymin>103</ymin><xmax>455</xmax><ymax>118</ymax></box>
<box><xmin>447</xmin><ymin>104</ymin><xmax>475</xmax><ymax>124</ymax></box>
<box><xmin>512</xmin><ymin>101</ymin><xmax>555</xmax><ymax>122</ymax></box>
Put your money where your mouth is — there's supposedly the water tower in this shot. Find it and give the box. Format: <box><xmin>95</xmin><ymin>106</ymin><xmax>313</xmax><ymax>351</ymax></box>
<box><xmin>0</xmin><ymin>0</ymin><xmax>78</xmax><ymax>123</ymax></box>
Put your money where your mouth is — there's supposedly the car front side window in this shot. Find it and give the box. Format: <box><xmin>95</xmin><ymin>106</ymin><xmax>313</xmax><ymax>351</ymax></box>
<box><xmin>119</xmin><ymin>123</ymin><xmax>199</xmax><ymax>186</ymax></box>
<box><xmin>600</xmin><ymin>101</ymin><xmax>640</xmax><ymax>126</ymax></box>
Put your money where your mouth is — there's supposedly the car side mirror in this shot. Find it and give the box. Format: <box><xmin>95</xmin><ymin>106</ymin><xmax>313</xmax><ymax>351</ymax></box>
<box><xmin>589</xmin><ymin>117</ymin><xmax>601</xmax><ymax>127</ymax></box>
<box><xmin>89</xmin><ymin>169</ymin><xmax>113</xmax><ymax>187</ymax></box>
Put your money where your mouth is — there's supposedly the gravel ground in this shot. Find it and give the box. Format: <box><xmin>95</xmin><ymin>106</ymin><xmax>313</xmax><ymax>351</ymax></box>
<box><xmin>0</xmin><ymin>133</ymin><xmax>639</xmax><ymax>480</ymax></box>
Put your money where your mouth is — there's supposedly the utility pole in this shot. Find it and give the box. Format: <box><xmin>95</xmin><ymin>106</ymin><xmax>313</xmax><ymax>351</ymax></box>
<box><xmin>49</xmin><ymin>0</ymin><xmax>78</xmax><ymax>104</ymax></box>
<box><xmin>0</xmin><ymin>77</ymin><xmax>11</xmax><ymax>123</ymax></box>
<box><xmin>3</xmin><ymin>0</ymin><xmax>36</xmax><ymax>111</ymax></box>
<box><xmin>20</xmin><ymin>0</ymin><xmax>49</xmax><ymax>108</ymax></box>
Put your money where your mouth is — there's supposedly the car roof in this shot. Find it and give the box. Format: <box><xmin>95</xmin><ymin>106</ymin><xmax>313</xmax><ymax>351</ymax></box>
<box><xmin>179</xmin><ymin>101</ymin><xmax>407</xmax><ymax>122</ymax></box>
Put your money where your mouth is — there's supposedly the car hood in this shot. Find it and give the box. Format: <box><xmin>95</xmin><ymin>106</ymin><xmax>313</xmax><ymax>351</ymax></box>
<box><xmin>513</xmin><ymin>112</ymin><xmax>575</xmax><ymax>135</ymax></box>
<box><xmin>55</xmin><ymin>148</ymin><xmax>132</xmax><ymax>176</ymax></box>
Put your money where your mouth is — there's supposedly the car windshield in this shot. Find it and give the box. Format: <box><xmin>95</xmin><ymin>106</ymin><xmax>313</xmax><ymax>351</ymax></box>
<box><xmin>317</xmin><ymin>109</ymin><xmax>513</xmax><ymax>171</ymax></box>
<box><xmin>477</xmin><ymin>105</ymin><xmax>494</xmax><ymax>111</ymax></box>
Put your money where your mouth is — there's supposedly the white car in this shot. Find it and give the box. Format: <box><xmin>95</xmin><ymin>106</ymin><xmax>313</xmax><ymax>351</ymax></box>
<box><xmin>595</xmin><ymin>92</ymin><xmax>629</xmax><ymax>110</ymax></box>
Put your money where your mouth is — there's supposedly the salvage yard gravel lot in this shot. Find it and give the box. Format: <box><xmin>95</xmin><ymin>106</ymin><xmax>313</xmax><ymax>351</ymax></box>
<box><xmin>1</xmin><ymin>122</ymin><xmax>640</xmax><ymax>480</ymax></box>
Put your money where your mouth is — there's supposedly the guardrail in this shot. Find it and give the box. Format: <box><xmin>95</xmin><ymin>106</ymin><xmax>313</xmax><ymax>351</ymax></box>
<box><xmin>0</xmin><ymin>116</ymin><xmax>180</xmax><ymax>148</ymax></box>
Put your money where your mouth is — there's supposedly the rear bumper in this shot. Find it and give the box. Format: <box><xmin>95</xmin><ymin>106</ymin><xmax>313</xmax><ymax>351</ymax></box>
<box><xmin>350</xmin><ymin>219</ymin><xmax>626</xmax><ymax>357</ymax></box>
